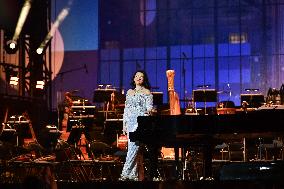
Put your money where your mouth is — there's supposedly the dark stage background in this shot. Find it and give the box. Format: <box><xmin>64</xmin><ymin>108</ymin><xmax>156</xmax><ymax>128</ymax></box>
<box><xmin>99</xmin><ymin>0</ymin><xmax>284</xmax><ymax>108</ymax></box>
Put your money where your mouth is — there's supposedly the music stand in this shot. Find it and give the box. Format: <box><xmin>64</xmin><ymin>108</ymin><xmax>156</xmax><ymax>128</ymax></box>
<box><xmin>39</xmin><ymin>125</ymin><xmax>61</xmax><ymax>151</ymax></box>
<box><xmin>93</xmin><ymin>89</ymin><xmax>117</xmax><ymax>119</ymax></box>
<box><xmin>12</xmin><ymin>122</ymin><xmax>32</xmax><ymax>146</ymax></box>
<box><xmin>240</xmin><ymin>94</ymin><xmax>264</xmax><ymax>108</ymax></box>
<box><xmin>193</xmin><ymin>89</ymin><xmax>217</xmax><ymax>114</ymax></box>
<box><xmin>104</xmin><ymin>119</ymin><xmax>123</xmax><ymax>145</ymax></box>
<box><xmin>93</xmin><ymin>89</ymin><xmax>116</xmax><ymax>103</ymax></box>
<box><xmin>67</xmin><ymin>125</ymin><xmax>85</xmax><ymax>144</ymax></box>
<box><xmin>0</xmin><ymin>129</ymin><xmax>16</xmax><ymax>143</ymax></box>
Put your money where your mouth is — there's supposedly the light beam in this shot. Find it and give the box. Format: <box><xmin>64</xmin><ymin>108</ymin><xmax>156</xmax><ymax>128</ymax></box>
<box><xmin>36</xmin><ymin>0</ymin><xmax>73</xmax><ymax>54</ymax></box>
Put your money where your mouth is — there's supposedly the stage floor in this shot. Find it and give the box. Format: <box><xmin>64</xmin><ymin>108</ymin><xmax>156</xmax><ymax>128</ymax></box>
<box><xmin>1</xmin><ymin>160</ymin><xmax>284</xmax><ymax>189</ymax></box>
<box><xmin>1</xmin><ymin>180</ymin><xmax>284</xmax><ymax>189</ymax></box>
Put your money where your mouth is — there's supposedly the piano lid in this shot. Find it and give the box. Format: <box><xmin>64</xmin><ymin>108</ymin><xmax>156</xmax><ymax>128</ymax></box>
<box><xmin>132</xmin><ymin>110</ymin><xmax>284</xmax><ymax>144</ymax></box>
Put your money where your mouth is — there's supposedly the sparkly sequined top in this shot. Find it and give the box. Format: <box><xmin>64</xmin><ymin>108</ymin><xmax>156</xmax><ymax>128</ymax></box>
<box><xmin>123</xmin><ymin>92</ymin><xmax>153</xmax><ymax>133</ymax></box>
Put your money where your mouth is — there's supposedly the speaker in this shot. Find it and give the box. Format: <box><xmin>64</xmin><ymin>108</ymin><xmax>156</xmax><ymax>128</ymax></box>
<box><xmin>220</xmin><ymin>161</ymin><xmax>284</xmax><ymax>181</ymax></box>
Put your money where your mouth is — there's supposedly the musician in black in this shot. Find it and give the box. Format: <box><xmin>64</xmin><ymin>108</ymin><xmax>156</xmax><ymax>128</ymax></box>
<box><xmin>58</xmin><ymin>92</ymin><xmax>73</xmax><ymax>133</ymax></box>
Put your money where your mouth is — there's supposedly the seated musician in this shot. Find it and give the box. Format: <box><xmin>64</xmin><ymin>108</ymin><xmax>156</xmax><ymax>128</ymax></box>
<box><xmin>120</xmin><ymin>70</ymin><xmax>153</xmax><ymax>181</ymax></box>
<box><xmin>59</xmin><ymin>92</ymin><xmax>73</xmax><ymax>140</ymax></box>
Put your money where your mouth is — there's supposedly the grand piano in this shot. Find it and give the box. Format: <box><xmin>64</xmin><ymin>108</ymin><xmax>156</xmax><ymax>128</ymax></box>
<box><xmin>129</xmin><ymin>109</ymin><xmax>284</xmax><ymax>179</ymax></box>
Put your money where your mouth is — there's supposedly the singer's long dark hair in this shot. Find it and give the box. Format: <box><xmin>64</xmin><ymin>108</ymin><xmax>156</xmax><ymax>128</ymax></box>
<box><xmin>130</xmin><ymin>70</ymin><xmax>151</xmax><ymax>90</ymax></box>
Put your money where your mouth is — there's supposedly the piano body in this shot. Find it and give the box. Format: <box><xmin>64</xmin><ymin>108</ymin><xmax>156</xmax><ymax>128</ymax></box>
<box><xmin>129</xmin><ymin>109</ymin><xmax>284</xmax><ymax>178</ymax></box>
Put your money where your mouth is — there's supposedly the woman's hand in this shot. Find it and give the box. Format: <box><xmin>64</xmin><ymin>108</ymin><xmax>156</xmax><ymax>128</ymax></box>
<box><xmin>145</xmin><ymin>109</ymin><xmax>155</xmax><ymax>116</ymax></box>
<box><xmin>122</xmin><ymin>122</ymin><xmax>127</xmax><ymax>135</ymax></box>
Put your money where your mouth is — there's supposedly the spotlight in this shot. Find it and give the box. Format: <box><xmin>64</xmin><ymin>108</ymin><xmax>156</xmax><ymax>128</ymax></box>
<box><xmin>4</xmin><ymin>40</ymin><xmax>18</xmax><ymax>54</ymax></box>
<box><xmin>9</xmin><ymin>41</ymin><xmax>17</xmax><ymax>49</ymax></box>
<box><xmin>36</xmin><ymin>35</ymin><xmax>51</xmax><ymax>54</ymax></box>
<box><xmin>36</xmin><ymin>47</ymin><xmax>44</xmax><ymax>55</ymax></box>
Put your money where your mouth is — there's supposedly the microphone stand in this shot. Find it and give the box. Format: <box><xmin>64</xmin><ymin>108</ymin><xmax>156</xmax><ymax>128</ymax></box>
<box><xmin>182</xmin><ymin>53</ymin><xmax>187</xmax><ymax>108</ymax></box>
<box><xmin>58</xmin><ymin>64</ymin><xmax>88</xmax><ymax>77</ymax></box>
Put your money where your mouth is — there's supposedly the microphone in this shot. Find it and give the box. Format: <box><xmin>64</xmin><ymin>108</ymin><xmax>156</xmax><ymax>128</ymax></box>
<box><xmin>84</xmin><ymin>64</ymin><xmax>88</xmax><ymax>74</ymax></box>
<box><xmin>135</xmin><ymin>59</ymin><xmax>141</xmax><ymax>69</ymax></box>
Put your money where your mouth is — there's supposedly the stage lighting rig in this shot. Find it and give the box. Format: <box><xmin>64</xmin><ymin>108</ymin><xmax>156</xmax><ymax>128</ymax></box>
<box><xmin>4</xmin><ymin>0</ymin><xmax>32</xmax><ymax>54</ymax></box>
